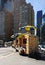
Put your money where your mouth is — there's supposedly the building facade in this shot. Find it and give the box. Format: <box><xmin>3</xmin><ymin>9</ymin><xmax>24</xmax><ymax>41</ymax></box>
<box><xmin>13</xmin><ymin>0</ymin><xmax>26</xmax><ymax>33</ymax></box>
<box><xmin>37</xmin><ymin>10</ymin><xmax>42</xmax><ymax>41</ymax></box>
<box><xmin>41</xmin><ymin>14</ymin><xmax>45</xmax><ymax>42</ymax></box>
<box><xmin>0</xmin><ymin>0</ymin><xmax>7</xmax><ymax>10</ymax></box>
<box><xmin>0</xmin><ymin>0</ymin><xmax>34</xmax><ymax>40</ymax></box>
<box><xmin>14</xmin><ymin>0</ymin><xmax>34</xmax><ymax>33</ymax></box>
<box><xmin>19</xmin><ymin>3</ymin><xmax>34</xmax><ymax>27</ymax></box>
<box><xmin>42</xmin><ymin>14</ymin><xmax>45</xmax><ymax>25</ymax></box>
<box><xmin>0</xmin><ymin>11</ymin><xmax>5</xmax><ymax>40</ymax></box>
<box><xmin>0</xmin><ymin>11</ymin><xmax>13</xmax><ymax>41</ymax></box>
<box><xmin>4</xmin><ymin>0</ymin><xmax>14</xmax><ymax>13</ymax></box>
<box><xmin>5</xmin><ymin>12</ymin><xmax>13</xmax><ymax>41</ymax></box>
<box><xmin>2</xmin><ymin>0</ymin><xmax>34</xmax><ymax>34</ymax></box>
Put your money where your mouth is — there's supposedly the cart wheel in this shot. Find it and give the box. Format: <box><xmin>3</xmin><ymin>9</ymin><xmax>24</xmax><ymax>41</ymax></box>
<box><xmin>19</xmin><ymin>49</ymin><xmax>24</xmax><ymax>55</ymax></box>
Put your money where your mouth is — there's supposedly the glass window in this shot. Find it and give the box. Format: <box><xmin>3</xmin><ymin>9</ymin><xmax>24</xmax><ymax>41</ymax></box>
<box><xmin>23</xmin><ymin>38</ymin><xmax>27</xmax><ymax>44</ymax></box>
<box><xmin>42</xmin><ymin>17</ymin><xmax>45</xmax><ymax>25</ymax></box>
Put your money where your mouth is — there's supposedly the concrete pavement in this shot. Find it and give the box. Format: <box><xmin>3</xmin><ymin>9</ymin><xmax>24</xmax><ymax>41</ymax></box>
<box><xmin>0</xmin><ymin>47</ymin><xmax>15</xmax><ymax>59</ymax></box>
<box><xmin>0</xmin><ymin>47</ymin><xmax>45</xmax><ymax>65</ymax></box>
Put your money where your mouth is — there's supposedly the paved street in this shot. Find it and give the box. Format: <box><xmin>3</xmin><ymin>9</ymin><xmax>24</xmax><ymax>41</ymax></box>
<box><xmin>0</xmin><ymin>47</ymin><xmax>45</xmax><ymax>65</ymax></box>
<box><xmin>0</xmin><ymin>47</ymin><xmax>15</xmax><ymax>59</ymax></box>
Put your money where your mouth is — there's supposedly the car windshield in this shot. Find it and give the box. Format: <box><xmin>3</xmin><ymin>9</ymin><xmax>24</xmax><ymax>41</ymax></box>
<box><xmin>42</xmin><ymin>45</ymin><xmax>45</xmax><ymax>48</ymax></box>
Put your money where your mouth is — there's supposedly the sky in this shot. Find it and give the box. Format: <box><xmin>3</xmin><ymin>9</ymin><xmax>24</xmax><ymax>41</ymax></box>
<box><xmin>26</xmin><ymin>0</ymin><xmax>45</xmax><ymax>26</ymax></box>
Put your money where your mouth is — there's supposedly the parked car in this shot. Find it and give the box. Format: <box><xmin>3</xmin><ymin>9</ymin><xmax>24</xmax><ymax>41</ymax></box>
<box><xmin>38</xmin><ymin>44</ymin><xmax>45</xmax><ymax>57</ymax></box>
<box><xmin>0</xmin><ymin>40</ymin><xmax>4</xmax><ymax>47</ymax></box>
<box><xmin>5</xmin><ymin>41</ymin><xmax>12</xmax><ymax>47</ymax></box>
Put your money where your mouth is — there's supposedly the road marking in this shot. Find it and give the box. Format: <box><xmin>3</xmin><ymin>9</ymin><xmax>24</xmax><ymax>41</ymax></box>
<box><xmin>0</xmin><ymin>47</ymin><xmax>15</xmax><ymax>59</ymax></box>
<box><xmin>0</xmin><ymin>52</ymin><xmax>14</xmax><ymax>59</ymax></box>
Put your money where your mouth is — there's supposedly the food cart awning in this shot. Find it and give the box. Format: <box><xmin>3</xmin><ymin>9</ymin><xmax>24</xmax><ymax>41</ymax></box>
<box><xmin>11</xmin><ymin>33</ymin><xmax>24</xmax><ymax>39</ymax></box>
<box><xmin>19</xmin><ymin>25</ymin><xmax>37</xmax><ymax>31</ymax></box>
<box><xmin>17</xmin><ymin>34</ymin><xmax>25</xmax><ymax>38</ymax></box>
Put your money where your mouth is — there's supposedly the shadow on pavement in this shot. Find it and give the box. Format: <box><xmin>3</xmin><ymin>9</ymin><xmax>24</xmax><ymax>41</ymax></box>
<box><xmin>20</xmin><ymin>54</ymin><xmax>45</xmax><ymax>61</ymax></box>
<box><xmin>30</xmin><ymin>56</ymin><xmax>45</xmax><ymax>61</ymax></box>
<box><xmin>38</xmin><ymin>56</ymin><xmax>45</xmax><ymax>61</ymax></box>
